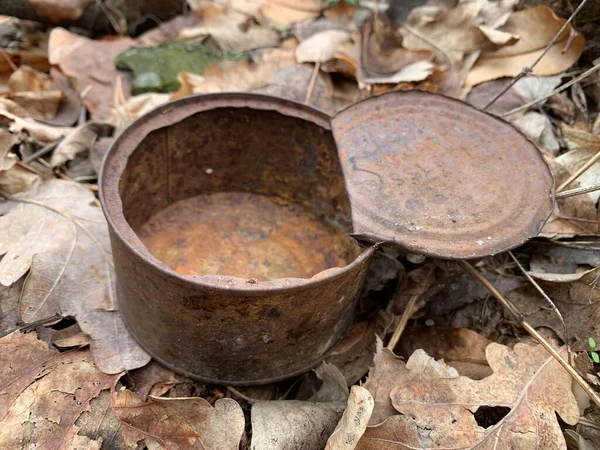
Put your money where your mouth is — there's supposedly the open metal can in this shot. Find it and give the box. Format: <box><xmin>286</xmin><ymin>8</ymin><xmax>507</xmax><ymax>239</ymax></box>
<box><xmin>100</xmin><ymin>91</ymin><xmax>554</xmax><ymax>384</ymax></box>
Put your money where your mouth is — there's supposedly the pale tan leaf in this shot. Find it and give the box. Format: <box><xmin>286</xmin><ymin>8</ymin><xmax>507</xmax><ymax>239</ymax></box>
<box><xmin>512</xmin><ymin>111</ymin><xmax>560</xmax><ymax>155</ymax></box>
<box><xmin>7</xmin><ymin>90</ymin><xmax>64</xmax><ymax>121</ymax></box>
<box><xmin>180</xmin><ymin>16</ymin><xmax>280</xmax><ymax>52</ymax></box>
<box><xmin>52</xmin><ymin>323</ymin><xmax>91</xmax><ymax>349</ymax></box>
<box><xmin>296</xmin><ymin>30</ymin><xmax>352</xmax><ymax>64</ymax></box>
<box><xmin>0</xmin><ymin>179</ymin><xmax>150</xmax><ymax>372</ymax></box>
<box><xmin>0</xmin><ymin>104</ymin><xmax>73</xmax><ymax>143</ymax></box>
<box><xmin>401</xmin><ymin>3</ymin><xmax>488</xmax><ymax>63</ymax></box>
<box><xmin>29</xmin><ymin>0</ymin><xmax>94</xmax><ymax>22</ymax></box>
<box><xmin>0</xmin><ymin>331</ymin><xmax>118</xmax><ymax>448</ymax></box>
<box><xmin>261</xmin><ymin>0</ymin><xmax>325</xmax><ymax>25</ymax></box>
<box><xmin>251</xmin><ymin>362</ymin><xmax>349</xmax><ymax>449</ymax></box>
<box><xmin>325</xmin><ymin>386</ymin><xmax>374</xmax><ymax>450</ymax></box>
<box><xmin>466</xmin><ymin>6</ymin><xmax>585</xmax><ymax>87</ymax></box>
<box><xmin>358</xmin><ymin>344</ymin><xmax>579</xmax><ymax>449</ymax></box>
<box><xmin>555</xmin><ymin>147</ymin><xmax>600</xmax><ymax>203</ymax></box>
<box><xmin>112</xmin><ymin>390</ymin><xmax>245</xmax><ymax>450</ymax></box>
<box><xmin>8</xmin><ymin>66</ymin><xmax>53</xmax><ymax>92</ymax></box>
<box><xmin>50</xmin><ymin>121</ymin><xmax>113</xmax><ymax>168</ymax></box>
<box><xmin>49</xmin><ymin>28</ymin><xmax>136</xmax><ymax>120</ymax></box>
<box><xmin>362</xmin><ymin>60</ymin><xmax>434</xmax><ymax>84</ymax></box>
<box><xmin>0</xmin><ymin>132</ymin><xmax>18</xmax><ymax>171</ymax></box>
<box><xmin>0</xmin><ymin>165</ymin><xmax>41</xmax><ymax>195</ymax></box>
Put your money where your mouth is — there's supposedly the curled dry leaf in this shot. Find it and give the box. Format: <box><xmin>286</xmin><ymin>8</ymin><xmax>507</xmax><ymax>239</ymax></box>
<box><xmin>0</xmin><ymin>104</ymin><xmax>73</xmax><ymax>143</ymax></box>
<box><xmin>325</xmin><ymin>386</ymin><xmax>374</xmax><ymax>450</ymax></box>
<box><xmin>0</xmin><ymin>165</ymin><xmax>41</xmax><ymax>195</ymax></box>
<box><xmin>0</xmin><ymin>179</ymin><xmax>150</xmax><ymax>373</ymax></box>
<box><xmin>29</xmin><ymin>0</ymin><xmax>94</xmax><ymax>22</ymax></box>
<box><xmin>400</xmin><ymin>3</ymin><xmax>488</xmax><ymax>64</ymax></box>
<box><xmin>7</xmin><ymin>90</ymin><xmax>64</xmax><ymax>121</ymax></box>
<box><xmin>251</xmin><ymin>363</ymin><xmax>349</xmax><ymax>450</ymax></box>
<box><xmin>112</xmin><ymin>389</ymin><xmax>245</xmax><ymax>450</ymax></box>
<box><xmin>0</xmin><ymin>132</ymin><xmax>18</xmax><ymax>171</ymax></box>
<box><xmin>512</xmin><ymin>111</ymin><xmax>560</xmax><ymax>155</ymax></box>
<box><xmin>396</xmin><ymin>326</ymin><xmax>493</xmax><ymax>380</ymax></box>
<box><xmin>129</xmin><ymin>361</ymin><xmax>182</xmax><ymax>401</ymax></box>
<box><xmin>359</xmin><ymin>343</ymin><xmax>579</xmax><ymax>449</ymax></box>
<box><xmin>0</xmin><ymin>331</ymin><xmax>119</xmax><ymax>449</ymax></box>
<box><xmin>8</xmin><ymin>66</ymin><xmax>54</xmax><ymax>92</ymax></box>
<box><xmin>49</xmin><ymin>28</ymin><xmax>136</xmax><ymax>120</ymax></box>
<box><xmin>296</xmin><ymin>30</ymin><xmax>352</xmax><ymax>64</ymax></box>
<box><xmin>50</xmin><ymin>121</ymin><xmax>114</xmax><ymax>168</ymax></box>
<box><xmin>466</xmin><ymin>6</ymin><xmax>586</xmax><ymax>87</ymax></box>
<box><xmin>51</xmin><ymin>323</ymin><xmax>91</xmax><ymax>349</ymax></box>
<box><xmin>364</xmin><ymin>345</ymin><xmax>458</xmax><ymax>426</ymax></box>
<box><xmin>261</xmin><ymin>0</ymin><xmax>324</xmax><ymax>25</ymax></box>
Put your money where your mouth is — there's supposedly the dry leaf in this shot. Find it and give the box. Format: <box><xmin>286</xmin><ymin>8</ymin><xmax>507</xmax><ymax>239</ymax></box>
<box><xmin>7</xmin><ymin>90</ymin><xmax>64</xmax><ymax>121</ymax></box>
<box><xmin>466</xmin><ymin>6</ymin><xmax>585</xmax><ymax>87</ymax></box>
<box><xmin>251</xmin><ymin>363</ymin><xmax>349</xmax><ymax>450</ymax></box>
<box><xmin>8</xmin><ymin>66</ymin><xmax>54</xmax><ymax>92</ymax></box>
<box><xmin>0</xmin><ymin>165</ymin><xmax>41</xmax><ymax>195</ymax></box>
<box><xmin>396</xmin><ymin>326</ymin><xmax>493</xmax><ymax>379</ymax></box>
<box><xmin>49</xmin><ymin>28</ymin><xmax>136</xmax><ymax>120</ymax></box>
<box><xmin>512</xmin><ymin>74</ymin><xmax>563</xmax><ymax>105</ymax></box>
<box><xmin>0</xmin><ymin>132</ymin><xmax>18</xmax><ymax>171</ymax></box>
<box><xmin>29</xmin><ymin>0</ymin><xmax>94</xmax><ymax>22</ymax></box>
<box><xmin>129</xmin><ymin>361</ymin><xmax>181</xmax><ymax>401</ymax></box>
<box><xmin>362</xmin><ymin>60</ymin><xmax>435</xmax><ymax>84</ymax></box>
<box><xmin>0</xmin><ymin>279</ymin><xmax>21</xmax><ymax>338</ymax></box>
<box><xmin>512</xmin><ymin>111</ymin><xmax>560</xmax><ymax>155</ymax></box>
<box><xmin>0</xmin><ymin>105</ymin><xmax>73</xmax><ymax>143</ymax></box>
<box><xmin>507</xmin><ymin>267</ymin><xmax>600</xmax><ymax>351</ymax></box>
<box><xmin>400</xmin><ymin>3</ymin><xmax>488</xmax><ymax>64</ymax></box>
<box><xmin>52</xmin><ymin>323</ymin><xmax>91</xmax><ymax>349</ymax></box>
<box><xmin>180</xmin><ymin>16</ymin><xmax>280</xmax><ymax>52</ymax></box>
<box><xmin>325</xmin><ymin>386</ymin><xmax>374</xmax><ymax>450</ymax></box>
<box><xmin>50</xmin><ymin>121</ymin><xmax>114</xmax><ymax>168</ymax></box>
<box><xmin>254</xmin><ymin>66</ymin><xmax>335</xmax><ymax>114</ymax></box>
<box><xmin>0</xmin><ymin>179</ymin><xmax>150</xmax><ymax>373</ymax></box>
<box><xmin>358</xmin><ymin>343</ymin><xmax>579</xmax><ymax>449</ymax></box>
<box><xmin>177</xmin><ymin>47</ymin><xmax>296</xmax><ymax>95</ymax></box>
<box><xmin>0</xmin><ymin>330</ymin><xmax>119</xmax><ymax>449</ymax></box>
<box><xmin>261</xmin><ymin>0</ymin><xmax>324</xmax><ymax>25</ymax></box>
<box><xmin>112</xmin><ymin>389</ymin><xmax>245</xmax><ymax>450</ymax></box>
<box><xmin>364</xmin><ymin>345</ymin><xmax>458</xmax><ymax>426</ymax></box>
<box><xmin>296</xmin><ymin>30</ymin><xmax>352</xmax><ymax>64</ymax></box>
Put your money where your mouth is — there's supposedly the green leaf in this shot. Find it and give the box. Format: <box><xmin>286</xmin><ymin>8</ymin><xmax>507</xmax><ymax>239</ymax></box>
<box><xmin>592</xmin><ymin>352</ymin><xmax>599</xmax><ymax>364</ymax></box>
<box><xmin>589</xmin><ymin>337</ymin><xmax>597</xmax><ymax>350</ymax></box>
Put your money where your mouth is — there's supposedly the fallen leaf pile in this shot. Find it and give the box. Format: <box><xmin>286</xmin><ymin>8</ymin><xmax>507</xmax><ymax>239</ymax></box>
<box><xmin>0</xmin><ymin>0</ymin><xmax>599</xmax><ymax>448</ymax></box>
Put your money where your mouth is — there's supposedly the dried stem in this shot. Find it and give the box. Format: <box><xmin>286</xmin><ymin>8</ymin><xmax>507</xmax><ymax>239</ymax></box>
<box><xmin>387</xmin><ymin>292</ymin><xmax>420</xmax><ymax>351</ymax></box>
<box><xmin>483</xmin><ymin>0</ymin><xmax>590</xmax><ymax>111</ymax></box>
<box><xmin>305</xmin><ymin>62</ymin><xmax>321</xmax><ymax>105</ymax></box>
<box><xmin>557</xmin><ymin>150</ymin><xmax>600</xmax><ymax>192</ymax></box>
<box><xmin>508</xmin><ymin>251</ymin><xmax>570</xmax><ymax>361</ymax></box>
<box><xmin>502</xmin><ymin>62</ymin><xmax>600</xmax><ymax>117</ymax></box>
<box><xmin>459</xmin><ymin>259</ymin><xmax>600</xmax><ymax>409</ymax></box>
<box><xmin>556</xmin><ymin>181</ymin><xmax>600</xmax><ymax>199</ymax></box>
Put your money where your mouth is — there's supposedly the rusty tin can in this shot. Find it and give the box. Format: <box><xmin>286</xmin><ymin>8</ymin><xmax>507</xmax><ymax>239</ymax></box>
<box><xmin>100</xmin><ymin>91</ymin><xmax>554</xmax><ymax>384</ymax></box>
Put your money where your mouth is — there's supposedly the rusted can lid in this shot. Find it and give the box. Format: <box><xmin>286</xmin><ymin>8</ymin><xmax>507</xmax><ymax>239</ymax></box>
<box><xmin>331</xmin><ymin>91</ymin><xmax>554</xmax><ymax>259</ymax></box>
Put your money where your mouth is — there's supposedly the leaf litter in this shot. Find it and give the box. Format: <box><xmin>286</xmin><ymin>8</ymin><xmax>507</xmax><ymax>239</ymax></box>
<box><xmin>0</xmin><ymin>0</ymin><xmax>600</xmax><ymax>448</ymax></box>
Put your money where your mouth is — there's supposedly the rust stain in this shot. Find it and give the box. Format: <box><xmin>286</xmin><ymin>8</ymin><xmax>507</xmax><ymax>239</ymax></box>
<box><xmin>138</xmin><ymin>192</ymin><xmax>360</xmax><ymax>281</ymax></box>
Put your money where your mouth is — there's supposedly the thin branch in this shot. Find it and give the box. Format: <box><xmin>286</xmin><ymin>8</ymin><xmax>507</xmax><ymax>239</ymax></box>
<box><xmin>23</xmin><ymin>137</ymin><xmax>64</xmax><ymax>163</ymax></box>
<box><xmin>459</xmin><ymin>259</ymin><xmax>600</xmax><ymax>409</ymax></box>
<box><xmin>556</xmin><ymin>181</ymin><xmax>600</xmax><ymax>199</ymax></box>
<box><xmin>483</xmin><ymin>0</ymin><xmax>590</xmax><ymax>111</ymax></box>
<box><xmin>387</xmin><ymin>292</ymin><xmax>420</xmax><ymax>351</ymax></box>
<box><xmin>502</xmin><ymin>62</ymin><xmax>600</xmax><ymax>117</ymax></box>
<box><xmin>508</xmin><ymin>251</ymin><xmax>570</xmax><ymax>361</ymax></box>
<box><xmin>305</xmin><ymin>62</ymin><xmax>321</xmax><ymax>105</ymax></box>
<box><xmin>557</xmin><ymin>150</ymin><xmax>600</xmax><ymax>192</ymax></box>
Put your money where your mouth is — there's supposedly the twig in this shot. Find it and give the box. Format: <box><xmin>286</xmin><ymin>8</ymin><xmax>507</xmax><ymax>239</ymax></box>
<box><xmin>401</xmin><ymin>25</ymin><xmax>455</xmax><ymax>72</ymax></box>
<box><xmin>556</xmin><ymin>181</ymin><xmax>600</xmax><ymax>199</ymax></box>
<box><xmin>0</xmin><ymin>47</ymin><xmax>17</xmax><ymax>71</ymax></box>
<box><xmin>483</xmin><ymin>0</ymin><xmax>590</xmax><ymax>111</ymax></box>
<box><xmin>387</xmin><ymin>293</ymin><xmax>420</xmax><ymax>351</ymax></box>
<box><xmin>305</xmin><ymin>62</ymin><xmax>321</xmax><ymax>105</ymax></box>
<box><xmin>459</xmin><ymin>259</ymin><xmax>600</xmax><ymax>409</ymax></box>
<box><xmin>502</xmin><ymin>62</ymin><xmax>600</xmax><ymax>117</ymax></box>
<box><xmin>23</xmin><ymin>137</ymin><xmax>65</xmax><ymax>164</ymax></box>
<box><xmin>508</xmin><ymin>251</ymin><xmax>570</xmax><ymax>361</ymax></box>
<box><xmin>557</xmin><ymin>150</ymin><xmax>600</xmax><ymax>192</ymax></box>
<box><xmin>15</xmin><ymin>160</ymin><xmax>43</xmax><ymax>176</ymax></box>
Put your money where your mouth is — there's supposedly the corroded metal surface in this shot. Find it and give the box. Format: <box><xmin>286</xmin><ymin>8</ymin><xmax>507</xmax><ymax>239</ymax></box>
<box><xmin>138</xmin><ymin>192</ymin><xmax>360</xmax><ymax>280</ymax></box>
<box><xmin>331</xmin><ymin>90</ymin><xmax>555</xmax><ymax>259</ymax></box>
<box><xmin>100</xmin><ymin>93</ymin><xmax>374</xmax><ymax>385</ymax></box>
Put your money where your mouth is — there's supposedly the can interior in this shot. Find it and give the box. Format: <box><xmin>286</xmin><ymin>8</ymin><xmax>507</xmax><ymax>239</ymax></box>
<box><xmin>118</xmin><ymin>106</ymin><xmax>362</xmax><ymax>281</ymax></box>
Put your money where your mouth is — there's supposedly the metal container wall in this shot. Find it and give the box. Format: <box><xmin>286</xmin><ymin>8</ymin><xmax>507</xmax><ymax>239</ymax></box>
<box><xmin>100</xmin><ymin>94</ymin><xmax>375</xmax><ymax>384</ymax></box>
